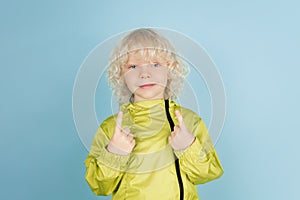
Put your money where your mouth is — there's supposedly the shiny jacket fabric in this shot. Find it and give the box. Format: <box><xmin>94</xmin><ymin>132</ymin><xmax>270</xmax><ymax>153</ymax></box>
<box><xmin>84</xmin><ymin>99</ymin><xmax>223</xmax><ymax>199</ymax></box>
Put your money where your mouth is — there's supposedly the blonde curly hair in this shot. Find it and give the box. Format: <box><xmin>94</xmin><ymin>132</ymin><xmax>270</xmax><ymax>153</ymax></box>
<box><xmin>107</xmin><ymin>28</ymin><xmax>189</xmax><ymax>105</ymax></box>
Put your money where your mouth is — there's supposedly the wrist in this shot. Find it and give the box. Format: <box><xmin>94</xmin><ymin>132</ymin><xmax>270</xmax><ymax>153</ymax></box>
<box><xmin>106</xmin><ymin>142</ymin><xmax>129</xmax><ymax>156</ymax></box>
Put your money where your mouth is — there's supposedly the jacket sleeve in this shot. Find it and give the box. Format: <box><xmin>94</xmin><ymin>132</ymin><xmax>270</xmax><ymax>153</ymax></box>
<box><xmin>174</xmin><ymin>114</ymin><xmax>224</xmax><ymax>185</ymax></box>
<box><xmin>84</xmin><ymin>118</ymin><xmax>130</xmax><ymax>196</ymax></box>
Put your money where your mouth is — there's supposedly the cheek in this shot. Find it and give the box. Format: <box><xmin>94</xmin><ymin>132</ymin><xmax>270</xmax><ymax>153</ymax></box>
<box><xmin>154</xmin><ymin>70</ymin><xmax>168</xmax><ymax>86</ymax></box>
<box><xmin>124</xmin><ymin>72</ymin><xmax>138</xmax><ymax>91</ymax></box>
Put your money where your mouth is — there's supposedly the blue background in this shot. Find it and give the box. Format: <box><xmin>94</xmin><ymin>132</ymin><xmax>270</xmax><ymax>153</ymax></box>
<box><xmin>1</xmin><ymin>0</ymin><xmax>299</xmax><ymax>199</ymax></box>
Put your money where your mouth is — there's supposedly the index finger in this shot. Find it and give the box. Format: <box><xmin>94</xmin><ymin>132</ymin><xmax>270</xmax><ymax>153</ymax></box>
<box><xmin>175</xmin><ymin>110</ymin><xmax>183</xmax><ymax>125</ymax></box>
<box><xmin>116</xmin><ymin>111</ymin><xmax>123</xmax><ymax>130</ymax></box>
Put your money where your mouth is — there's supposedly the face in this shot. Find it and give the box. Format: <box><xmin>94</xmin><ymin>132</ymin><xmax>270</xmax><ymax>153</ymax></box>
<box><xmin>122</xmin><ymin>52</ymin><xmax>169</xmax><ymax>102</ymax></box>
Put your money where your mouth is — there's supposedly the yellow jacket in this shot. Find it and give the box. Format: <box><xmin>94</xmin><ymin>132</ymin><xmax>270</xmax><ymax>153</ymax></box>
<box><xmin>84</xmin><ymin>99</ymin><xmax>223</xmax><ymax>199</ymax></box>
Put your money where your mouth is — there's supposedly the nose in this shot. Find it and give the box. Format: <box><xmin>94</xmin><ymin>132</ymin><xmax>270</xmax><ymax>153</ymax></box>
<box><xmin>139</xmin><ymin>65</ymin><xmax>151</xmax><ymax>79</ymax></box>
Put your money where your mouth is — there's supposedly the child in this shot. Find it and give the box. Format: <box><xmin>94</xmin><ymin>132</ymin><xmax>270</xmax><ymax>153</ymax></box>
<box><xmin>84</xmin><ymin>28</ymin><xmax>223</xmax><ymax>199</ymax></box>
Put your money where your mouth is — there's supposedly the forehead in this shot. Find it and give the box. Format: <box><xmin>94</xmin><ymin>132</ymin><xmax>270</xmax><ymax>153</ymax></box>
<box><xmin>127</xmin><ymin>52</ymin><xmax>147</xmax><ymax>64</ymax></box>
<box><xmin>126</xmin><ymin>49</ymin><xmax>167</xmax><ymax>65</ymax></box>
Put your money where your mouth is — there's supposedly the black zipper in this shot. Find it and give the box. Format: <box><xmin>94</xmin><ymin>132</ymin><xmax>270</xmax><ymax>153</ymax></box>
<box><xmin>164</xmin><ymin>100</ymin><xmax>184</xmax><ymax>200</ymax></box>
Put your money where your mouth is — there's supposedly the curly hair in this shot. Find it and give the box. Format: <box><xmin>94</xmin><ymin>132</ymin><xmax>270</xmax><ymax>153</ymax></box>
<box><xmin>107</xmin><ymin>28</ymin><xmax>189</xmax><ymax>105</ymax></box>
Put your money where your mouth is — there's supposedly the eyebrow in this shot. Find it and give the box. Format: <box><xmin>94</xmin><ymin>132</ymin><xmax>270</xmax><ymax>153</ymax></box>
<box><xmin>126</xmin><ymin>62</ymin><xmax>146</xmax><ymax>67</ymax></box>
<box><xmin>126</xmin><ymin>63</ymin><xmax>137</xmax><ymax>66</ymax></box>
<box><xmin>127</xmin><ymin>60</ymin><xmax>162</xmax><ymax>65</ymax></box>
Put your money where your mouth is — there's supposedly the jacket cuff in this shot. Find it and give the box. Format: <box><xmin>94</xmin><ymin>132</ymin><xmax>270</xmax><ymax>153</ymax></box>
<box><xmin>174</xmin><ymin>137</ymin><xmax>201</xmax><ymax>158</ymax></box>
<box><xmin>174</xmin><ymin>137</ymin><xmax>216</xmax><ymax>162</ymax></box>
<box><xmin>94</xmin><ymin>146</ymin><xmax>131</xmax><ymax>172</ymax></box>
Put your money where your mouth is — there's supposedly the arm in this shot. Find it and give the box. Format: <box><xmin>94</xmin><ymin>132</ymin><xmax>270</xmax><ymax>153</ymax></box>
<box><xmin>84</xmin><ymin>153</ymin><xmax>128</xmax><ymax>195</ymax></box>
<box><xmin>84</xmin><ymin>114</ymin><xmax>132</xmax><ymax>195</ymax></box>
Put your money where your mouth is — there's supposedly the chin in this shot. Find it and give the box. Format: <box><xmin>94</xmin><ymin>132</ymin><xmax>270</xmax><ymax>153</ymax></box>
<box><xmin>135</xmin><ymin>93</ymin><xmax>164</xmax><ymax>101</ymax></box>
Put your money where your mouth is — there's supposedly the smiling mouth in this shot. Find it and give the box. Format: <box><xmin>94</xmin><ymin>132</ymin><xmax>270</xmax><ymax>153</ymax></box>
<box><xmin>139</xmin><ymin>84</ymin><xmax>156</xmax><ymax>89</ymax></box>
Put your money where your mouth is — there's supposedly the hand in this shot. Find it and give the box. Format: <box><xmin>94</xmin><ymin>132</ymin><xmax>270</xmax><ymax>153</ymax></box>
<box><xmin>169</xmin><ymin>110</ymin><xmax>195</xmax><ymax>150</ymax></box>
<box><xmin>106</xmin><ymin>111</ymin><xmax>136</xmax><ymax>155</ymax></box>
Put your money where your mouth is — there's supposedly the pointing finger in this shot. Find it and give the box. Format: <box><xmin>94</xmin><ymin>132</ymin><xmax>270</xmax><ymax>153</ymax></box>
<box><xmin>175</xmin><ymin>110</ymin><xmax>188</xmax><ymax>130</ymax></box>
<box><xmin>116</xmin><ymin>111</ymin><xmax>123</xmax><ymax>130</ymax></box>
<box><xmin>175</xmin><ymin>110</ymin><xmax>183</xmax><ymax>125</ymax></box>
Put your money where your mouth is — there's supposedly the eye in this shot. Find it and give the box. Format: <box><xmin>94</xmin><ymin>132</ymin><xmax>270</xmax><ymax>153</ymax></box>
<box><xmin>152</xmin><ymin>63</ymin><xmax>161</xmax><ymax>67</ymax></box>
<box><xmin>129</xmin><ymin>65</ymin><xmax>137</xmax><ymax>69</ymax></box>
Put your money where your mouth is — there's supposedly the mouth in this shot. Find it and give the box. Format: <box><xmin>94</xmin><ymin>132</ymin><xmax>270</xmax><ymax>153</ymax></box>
<box><xmin>139</xmin><ymin>83</ymin><xmax>156</xmax><ymax>89</ymax></box>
